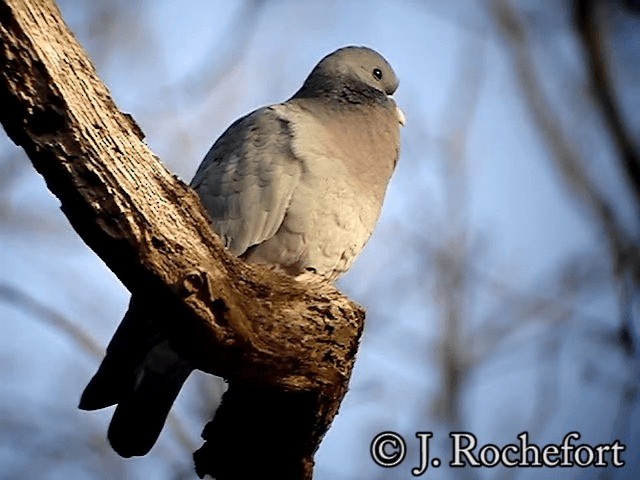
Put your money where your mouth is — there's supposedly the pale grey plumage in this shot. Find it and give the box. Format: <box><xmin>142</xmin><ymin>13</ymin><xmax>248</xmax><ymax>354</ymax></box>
<box><xmin>79</xmin><ymin>45</ymin><xmax>403</xmax><ymax>457</ymax></box>
<box><xmin>192</xmin><ymin>46</ymin><xmax>402</xmax><ymax>279</ymax></box>
<box><xmin>192</xmin><ymin>107</ymin><xmax>303</xmax><ymax>259</ymax></box>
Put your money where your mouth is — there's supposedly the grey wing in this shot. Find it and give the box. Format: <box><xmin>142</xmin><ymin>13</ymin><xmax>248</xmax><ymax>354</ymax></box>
<box><xmin>190</xmin><ymin>106</ymin><xmax>302</xmax><ymax>256</ymax></box>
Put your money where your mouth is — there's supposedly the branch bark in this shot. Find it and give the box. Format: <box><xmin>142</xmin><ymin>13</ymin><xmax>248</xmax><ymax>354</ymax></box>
<box><xmin>0</xmin><ymin>0</ymin><xmax>365</xmax><ymax>477</ymax></box>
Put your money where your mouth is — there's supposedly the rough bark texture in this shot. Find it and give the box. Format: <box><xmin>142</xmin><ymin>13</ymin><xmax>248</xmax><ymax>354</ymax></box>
<box><xmin>0</xmin><ymin>0</ymin><xmax>365</xmax><ymax>477</ymax></box>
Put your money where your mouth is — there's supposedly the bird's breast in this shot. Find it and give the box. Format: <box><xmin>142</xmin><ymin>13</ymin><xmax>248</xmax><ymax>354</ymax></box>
<box><xmin>244</xmin><ymin>103</ymin><xmax>398</xmax><ymax>279</ymax></box>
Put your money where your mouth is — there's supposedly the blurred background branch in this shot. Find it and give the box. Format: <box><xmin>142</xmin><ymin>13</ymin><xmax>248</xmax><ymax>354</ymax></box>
<box><xmin>575</xmin><ymin>0</ymin><xmax>640</xmax><ymax>205</ymax></box>
<box><xmin>431</xmin><ymin>31</ymin><xmax>487</xmax><ymax>425</ymax></box>
<box><xmin>492</xmin><ymin>0</ymin><xmax>640</xmax><ymax>357</ymax></box>
<box><xmin>0</xmin><ymin>283</ymin><xmax>103</xmax><ymax>359</ymax></box>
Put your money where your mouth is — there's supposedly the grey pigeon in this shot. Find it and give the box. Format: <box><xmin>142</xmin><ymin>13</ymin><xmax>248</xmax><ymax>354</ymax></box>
<box><xmin>79</xmin><ymin>46</ymin><xmax>404</xmax><ymax>457</ymax></box>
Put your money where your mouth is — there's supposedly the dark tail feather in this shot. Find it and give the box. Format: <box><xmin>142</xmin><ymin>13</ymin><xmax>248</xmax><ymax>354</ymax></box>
<box><xmin>79</xmin><ymin>353</ymin><xmax>130</xmax><ymax>410</ymax></box>
<box><xmin>108</xmin><ymin>349</ymin><xmax>193</xmax><ymax>457</ymax></box>
<box><xmin>79</xmin><ymin>296</ymin><xmax>193</xmax><ymax>457</ymax></box>
<box><xmin>79</xmin><ymin>296</ymin><xmax>162</xmax><ymax>411</ymax></box>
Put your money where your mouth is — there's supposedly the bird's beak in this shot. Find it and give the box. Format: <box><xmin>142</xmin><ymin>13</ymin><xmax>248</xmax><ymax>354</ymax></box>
<box><xmin>388</xmin><ymin>96</ymin><xmax>406</xmax><ymax>126</ymax></box>
<box><xmin>396</xmin><ymin>105</ymin><xmax>406</xmax><ymax>126</ymax></box>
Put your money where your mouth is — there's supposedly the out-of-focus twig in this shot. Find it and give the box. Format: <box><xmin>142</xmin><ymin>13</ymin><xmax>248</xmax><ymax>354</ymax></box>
<box><xmin>491</xmin><ymin>0</ymin><xmax>639</xmax><ymax>355</ymax></box>
<box><xmin>491</xmin><ymin>0</ymin><xmax>622</xmax><ymax>244</ymax></box>
<box><xmin>431</xmin><ymin>31</ymin><xmax>486</xmax><ymax>427</ymax></box>
<box><xmin>574</xmin><ymin>0</ymin><xmax>640</xmax><ymax>206</ymax></box>
<box><xmin>0</xmin><ymin>282</ymin><xmax>198</xmax><ymax>455</ymax></box>
<box><xmin>0</xmin><ymin>282</ymin><xmax>104</xmax><ymax>358</ymax></box>
<box><xmin>157</xmin><ymin>0</ymin><xmax>265</xmax><ymax>108</ymax></box>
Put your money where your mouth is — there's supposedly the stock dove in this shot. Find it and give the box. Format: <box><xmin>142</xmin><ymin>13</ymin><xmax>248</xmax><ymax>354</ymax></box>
<box><xmin>79</xmin><ymin>46</ymin><xmax>404</xmax><ymax>457</ymax></box>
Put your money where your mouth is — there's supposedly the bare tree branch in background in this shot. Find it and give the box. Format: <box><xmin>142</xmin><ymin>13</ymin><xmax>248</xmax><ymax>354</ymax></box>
<box><xmin>0</xmin><ymin>282</ymin><xmax>200</xmax><ymax>457</ymax></box>
<box><xmin>575</xmin><ymin>0</ymin><xmax>640</xmax><ymax>206</ymax></box>
<box><xmin>491</xmin><ymin>0</ymin><xmax>640</xmax><ymax>356</ymax></box>
<box><xmin>0</xmin><ymin>283</ymin><xmax>104</xmax><ymax>358</ymax></box>
<box><xmin>157</xmin><ymin>0</ymin><xmax>265</xmax><ymax>108</ymax></box>
<box><xmin>60</xmin><ymin>0</ymin><xmax>148</xmax><ymax>71</ymax></box>
<box><xmin>431</xmin><ymin>32</ymin><xmax>486</xmax><ymax>426</ymax></box>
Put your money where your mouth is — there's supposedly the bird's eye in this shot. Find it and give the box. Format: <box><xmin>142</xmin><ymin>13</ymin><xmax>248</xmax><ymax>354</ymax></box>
<box><xmin>372</xmin><ymin>68</ymin><xmax>383</xmax><ymax>80</ymax></box>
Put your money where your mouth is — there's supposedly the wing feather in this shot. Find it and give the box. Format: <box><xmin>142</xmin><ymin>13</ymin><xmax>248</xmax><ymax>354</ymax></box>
<box><xmin>190</xmin><ymin>106</ymin><xmax>302</xmax><ymax>256</ymax></box>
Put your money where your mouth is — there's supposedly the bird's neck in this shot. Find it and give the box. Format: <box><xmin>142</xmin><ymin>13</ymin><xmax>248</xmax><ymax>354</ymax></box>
<box><xmin>292</xmin><ymin>74</ymin><xmax>387</xmax><ymax>107</ymax></box>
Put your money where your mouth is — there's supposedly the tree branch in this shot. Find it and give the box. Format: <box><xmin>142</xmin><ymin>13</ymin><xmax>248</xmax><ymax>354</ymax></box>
<box><xmin>0</xmin><ymin>0</ymin><xmax>365</xmax><ymax>477</ymax></box>
<box><xmin>0</xmin><ymin>282</ymin><xmax>104</xmax><ymax>358</ymax></box>
<box><xmin>491</xmin><ymin>0</ymin><xmax>640</xmax><ymax>355</ymax></box>
<box><xmin>575</xmin><ymin>0</ymin><xmax>640</xmax><ymax>206</ymax></box>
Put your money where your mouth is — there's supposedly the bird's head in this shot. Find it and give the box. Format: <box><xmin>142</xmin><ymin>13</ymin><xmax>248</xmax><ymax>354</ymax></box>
<box><xmin>295</xmin><ymin>46</ymin><xmax>405</xmax><ymax>126</ymax></box>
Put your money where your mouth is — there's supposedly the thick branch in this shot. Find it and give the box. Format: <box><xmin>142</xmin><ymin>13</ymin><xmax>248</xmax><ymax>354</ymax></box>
<box><xmin>0</xmin><ymin>0</ymin><xmax>365</xmax><ymax>477</ymax></box>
